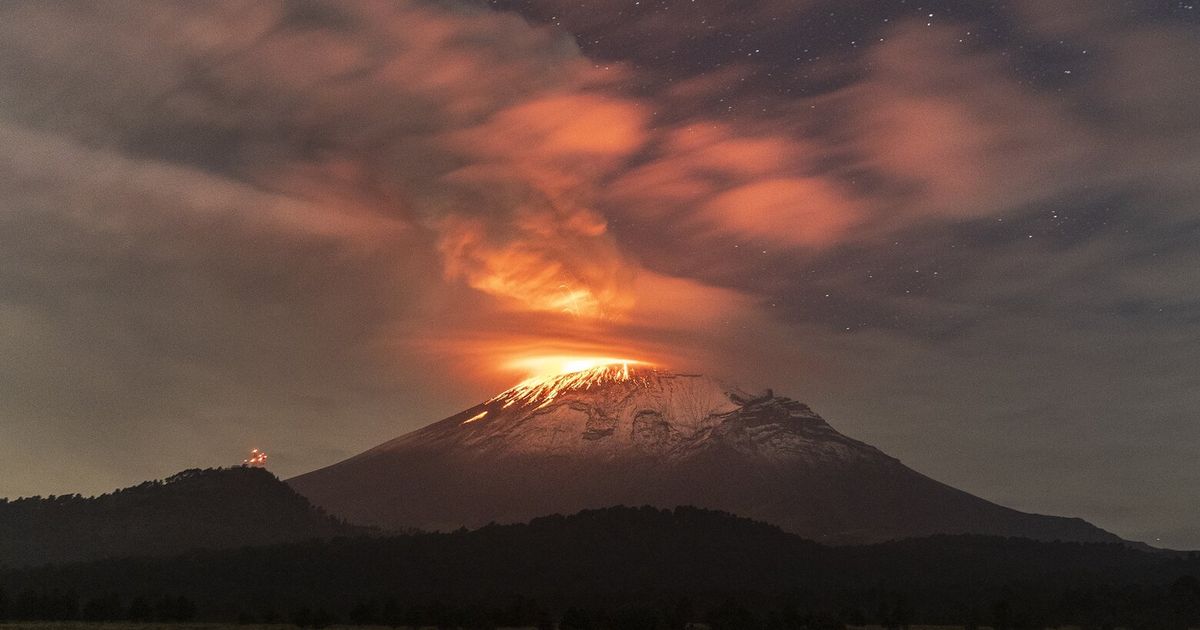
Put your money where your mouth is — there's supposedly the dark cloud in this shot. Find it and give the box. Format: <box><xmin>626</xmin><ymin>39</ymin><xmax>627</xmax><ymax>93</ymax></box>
<box><xmin>0</xmin><ymin>0</ymin><xmax>1198</xmax><ymax>548</ymax></box>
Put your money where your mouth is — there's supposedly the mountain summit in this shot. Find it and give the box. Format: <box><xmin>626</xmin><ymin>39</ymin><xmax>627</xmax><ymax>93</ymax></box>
<box><xmin>289</xmin><ymin>364</ymin><xmax>1120</xmax><ymax>544</ymax></box>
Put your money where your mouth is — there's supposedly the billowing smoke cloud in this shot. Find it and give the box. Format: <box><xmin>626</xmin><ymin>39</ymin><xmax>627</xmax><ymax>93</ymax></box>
<box><xmin>434</xmin><ymin>92</ymin><xmax>648</xmax><ymax>316</ymax></box>
<box><xmin>0</xmin><ymin>1</ymin><xmax>652</xmax><ymax>322</ymax></box>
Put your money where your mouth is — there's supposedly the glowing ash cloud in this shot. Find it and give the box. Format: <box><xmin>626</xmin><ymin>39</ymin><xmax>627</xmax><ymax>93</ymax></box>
<box><xmin>435</xmin><ymin>213</ymin><xmax>632</xmax><ymax>318</ymax></box>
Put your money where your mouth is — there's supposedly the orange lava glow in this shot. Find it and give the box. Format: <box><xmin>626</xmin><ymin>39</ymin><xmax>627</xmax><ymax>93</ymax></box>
<box><xmin>489</xmin><ymin>357</ymin><xmax>652</xmax><ymax>410</ymax></box>
<box><xmin>462</xmin><ymin>410</ymin><xmax>489</xmax><ymax>424</ymax></box>
<box><xmin>506</xmin><ymin>355</ymin><xmax>649</xmax><ymax>379</ymax></box>
<box><xmin>242</xmin><ymin>448</ymin><xmax>268</xmax><ymax>467</ymax></box>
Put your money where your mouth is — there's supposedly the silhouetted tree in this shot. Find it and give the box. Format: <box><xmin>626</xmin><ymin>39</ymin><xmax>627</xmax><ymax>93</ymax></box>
<box><xmin>12</xmin><ymin>589</ymin><xmax>78</xmax><ymax>620</ymax></box>
<box><xmin>708</xmin><ymin>599</ymin><xmax>759</xmax><ymax>630</ymax></box>
<box><xmin>81</xmin><ymin>593</ymin><xmax>122</xmax><ymax>621</ymax></box>
<box><xmin>608</xmin><ymin>605</ymin><xmax>666</xmax><ymax>630</ymax></box>
<box><xmin>293</xmin><ymin>606</ymin><xmax>313</xmax><ymax>628</ymax></box>
<box><xmin>310</xmin><ymin>607</ymin><xmax>335</xmax><ymax>629</ymax></box>
<box><xmin>155</xmin><ymin>594</ymin><xmax>196</xmax><ymax>622</ymax></box>
<box><xmin>349</xmin><ymin>600</ymin><xmax>378</xmax><ymax>625</ymax></box>
<box><xmin>878</xmin><ymin>593</ymin><xmax>912</xmax><ymax>630</ymax></box>
<box><xmin>892</xmin><ymin>594</ymin><xmax>912</xmax><ymax>630</ymax></box>
<box><xmin>561</xmin><ymin>607</ymin><xmax>595</xmax><ymax>630</ymax></box>
<box><xmin>992</xmin><ymin>598</ymin><xmax>1013</xmax><ymax>630</ymax></box>
<box><xmin>667</xmin><ymin>597</ymin><xmax>695</xmax><ymax>630</ymax></box>
<box><xmin>126</xmin><ymin>595</ymin><xmax>152</xmax><ymax>621</ymax></box>
<box><xmin>1165</xmin><ymin>575</ymin><xmax>1200</xmax><ymax>629</ymax></box>
<box><xmin>380</xmin><ymin>597</ymin><xmax>404</xmax><ymax>627</ymax></box>
<box><xmin>1171</xmin><ymin>575</ymin><xmax>1200</xmax><ymax>612</ymax></box>
<box><xmin>838</xmin><ymin>604</ymin><xmax>866</xmax><ymax>627</ymax></box>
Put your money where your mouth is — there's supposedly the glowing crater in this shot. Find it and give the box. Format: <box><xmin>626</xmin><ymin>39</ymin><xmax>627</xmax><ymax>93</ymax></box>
<box><xmin>489</xmin><ymin>358</ymin><xmax>652</xmax><ymax>411</ymax></box>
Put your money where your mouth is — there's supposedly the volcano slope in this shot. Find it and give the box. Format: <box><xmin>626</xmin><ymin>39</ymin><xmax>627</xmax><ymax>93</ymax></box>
<box><xmin>289</xmin><ymin>365</ymin><xmax>1121</xmax><ymax>544</ymax></box>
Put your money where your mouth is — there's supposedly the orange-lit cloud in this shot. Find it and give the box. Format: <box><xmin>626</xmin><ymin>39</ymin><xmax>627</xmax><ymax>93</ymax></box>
<box><xmin>447</xmin><ymin>93</ymin><xmax>648</xmax><ymax>163</ymax></box>
<box><xmin>608</xmin><ymin>122</ymin><xmax>866</xmax><ymax>248</ymax></box>
<box><xmin>826</xmin><ymin>24</ymin><xmax>1097</xmax><ymax>221</ymax></box>
<box><xmin>1</xmin><ymin>0</ymin><xmax>1174</xmax><ymax>389</ymax></box>
<box><xmin>435</xmin><ymin>213</ymin><xmax>633</xmax><ymax>318</ymax></box>
<box><xmin>430</xmin><ymin>91</ymin><xmax>650</xmax><ymax>319</ymax></box>
<box><xmin>397</xmin><ymin>264</ymin><xmax>768</xmax><ymax>396</ymax></box>
<box><xmin>701</xmin><ymin>178</ymin><xmax>865</xmax><ymax>247</ymax></box>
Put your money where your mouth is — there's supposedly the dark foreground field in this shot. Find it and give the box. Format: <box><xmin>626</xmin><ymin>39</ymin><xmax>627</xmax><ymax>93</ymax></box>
<box><xmin>0</xmin><ymin>619</ymin><xmax>1046</xmax><ymax>624</ymax></box>
<box><xmin>2</xmin><ymin>506</ymin><xmax>1198</xmax><ymax>629</ymax></box>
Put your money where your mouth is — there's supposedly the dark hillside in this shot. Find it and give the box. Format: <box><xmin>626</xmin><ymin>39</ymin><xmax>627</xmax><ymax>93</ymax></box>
<box><xmin>3</xmin><ymin>506</ymin><xmax>1197</xmax><ymax>627</ymax></box>
<box><xmin>0</xmin><ymin>467</ymin><xmax>364</xmax><ymax>567</ymax></box>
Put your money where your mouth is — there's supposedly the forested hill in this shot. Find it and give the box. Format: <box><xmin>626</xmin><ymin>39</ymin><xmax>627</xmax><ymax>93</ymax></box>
<box><xmin>0</xmin><ymin>467</ymin><xmax>365</xmax><ymax>567</ymax></box>
<box><xmin>3</xmin><ymin>506</ymin><xmax>1198</xmax><ymax>628</ymax></box>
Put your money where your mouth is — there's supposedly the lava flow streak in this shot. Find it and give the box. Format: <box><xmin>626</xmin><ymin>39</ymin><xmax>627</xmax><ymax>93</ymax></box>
<box><xmin>490</xmin><ymin>359</ymin><xmax>651</xmax><ymax>410</ymax></box>
<box><xmin>461</xmin><ymin>410</ymin><xmax>489</xmax><ymax>424</ymax></box>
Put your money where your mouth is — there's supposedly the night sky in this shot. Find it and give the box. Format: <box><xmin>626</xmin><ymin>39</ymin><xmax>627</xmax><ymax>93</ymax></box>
<box><xmin>1</xmin><ymin>1</ymin><xmax>1198</xmax><ymax>547</ymax></box>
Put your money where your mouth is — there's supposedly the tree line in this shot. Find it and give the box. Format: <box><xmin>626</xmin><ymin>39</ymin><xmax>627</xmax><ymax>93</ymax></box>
<box><xmin>3</xmin><ymin>506</ymin><xmax>1199</xmax><ymax>629</ymax></box>
<box><xmin>2</xmin><ymin>582</ymin><xmax>1199</xmax><ymax>629</ymax></box>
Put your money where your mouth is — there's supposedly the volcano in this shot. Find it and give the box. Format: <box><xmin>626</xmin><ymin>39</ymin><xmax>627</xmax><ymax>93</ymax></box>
<box><xmin>289</xmin><ymin>365</ymin><xmax>1121</xmax><ymax>544</ymax></box>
